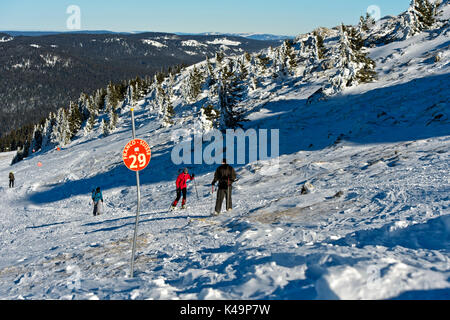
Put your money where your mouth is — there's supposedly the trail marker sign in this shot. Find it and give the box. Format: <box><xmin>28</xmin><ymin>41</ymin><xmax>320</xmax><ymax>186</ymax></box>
<box><xmin>123</xmin><ymin>139</ymin><xmax>151</xmax><ymax>171</ymax></box>
<box><xmin>125</xmin><ymin>108</ymin><xmax>152</xmax><ymax>278</ymax></box>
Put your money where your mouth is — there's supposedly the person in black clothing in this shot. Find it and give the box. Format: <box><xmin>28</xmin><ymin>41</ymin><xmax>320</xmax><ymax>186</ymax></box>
<box><xmin>9</xmin><ymin>172</ymin><xmax>15</xmax><ymax>188</ymax></box>
<box><xmin>212</xmin><ymin>159</ymin><xmax>237</xmax><ymax>215</ymax></box>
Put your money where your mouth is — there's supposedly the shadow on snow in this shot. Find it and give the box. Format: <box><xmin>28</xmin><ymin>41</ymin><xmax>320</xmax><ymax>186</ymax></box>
<box><xmin>26</xmin><ymin>73</ymin><xmax>449</xmax><ymax>205</ymax></box>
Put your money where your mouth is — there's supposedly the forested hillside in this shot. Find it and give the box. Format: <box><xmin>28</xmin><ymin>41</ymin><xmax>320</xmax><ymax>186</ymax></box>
<box><xmin>0</xmin><ymin>32</ymin><xmax>278</xmax><ymax>141</ymax></box>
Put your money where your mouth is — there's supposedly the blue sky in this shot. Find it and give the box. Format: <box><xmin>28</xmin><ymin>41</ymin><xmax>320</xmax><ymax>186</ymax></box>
<box><xmin>0</xmin><ymin>0</ymin><xmax>412</xmax><ymax>35</ymax></box>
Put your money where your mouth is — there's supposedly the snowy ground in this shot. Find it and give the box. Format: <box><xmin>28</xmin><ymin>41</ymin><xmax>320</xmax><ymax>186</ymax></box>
<box><xmin>0</xmin><ymin>22</ymin><xmax>449</xmax><ymax>300</ymax></box>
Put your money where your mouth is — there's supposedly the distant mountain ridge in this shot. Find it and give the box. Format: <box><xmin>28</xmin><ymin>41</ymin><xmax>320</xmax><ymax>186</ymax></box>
<box><xmin>0</xmin><ymin>30</ymin><xmax>129</xmax><ymax>37</ymax></box>
<box><xmin>2</xmin><ymin>30</ymin><xmax>294</xmax><ymax>41</ymax></box>
<box><xmin>175</xmin><ymin>32</ymin><xmax>294</xmax><ymax>41</ymax></box>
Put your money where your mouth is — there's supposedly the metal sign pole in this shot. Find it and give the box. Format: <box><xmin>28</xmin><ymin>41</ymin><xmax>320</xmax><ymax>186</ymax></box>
<box><xmin>130</xmin><ymin>108</ymin><xmax>141</xmax><ymax>278</ymax></box>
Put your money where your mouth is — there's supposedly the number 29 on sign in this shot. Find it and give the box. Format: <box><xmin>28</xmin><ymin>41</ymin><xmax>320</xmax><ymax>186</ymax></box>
<box><xmin>123</xmin><ymin>139</ymin><xmax>151</xmax><ymax>172</ymax></box>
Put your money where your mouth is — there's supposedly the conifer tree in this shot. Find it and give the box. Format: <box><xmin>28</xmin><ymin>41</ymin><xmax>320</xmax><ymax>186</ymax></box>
<box><xmin>108</xmin><ymin>105</ymin><xmax>119</xmax><ymax>132</ymax></box>
<box><xmin>403</xmin><ymin>0</ymin><xmax>437</xmax><ymax>38</ymax></box>
<box><xmin>244</xmin><ymin>52</ymin><xmax>252</xmax><ymax>63</ymax></box>
<box><xmin>106</xmin><ymin>82</ymin><xmax>127</xmax><ymax>111</ymax></box>
<box><xmin>217</xmin><ymin>65</ymin><xmax>248</xmax><ymax>129</ymax></box>
<box><xmin>331</xmin><ymin>24</ymin><xmax>377</xmax><ymax>91</ymax></box>
<box><xmin>77</xmin><ymin>93</ymin><xmax>91</xmax><ymax>122</ymax></box>
<box><xmin>313</xmin><ymin>30</ymin><xmax>326</xmax><ymax>60</ymax></box>
<box><xmin>159</xmin><ymin>74</ymin><xmax>176</xmax><ymax>127</ymax></box>
<box><xmin>167</xmin><ymin>73</ymin><xmax>176</xmax><ymax>99</ymax></box>
<box><xmin>256</xmin><ymin>54</ymin><xmax>271</xmax><ymax>74</ymax></box>
<box><xmin>155</xmin><ymin>71</ymin><xmax>165</xmax><ymax>85</ymax></box>
<box><xmin>205</xmin><ymin>56</ymin><xmax>216</xmax><ymax>87</ymax></box>
<box><xmin>274</xmin><ymin>40</ymin><xmax>297</xmax><ymax>77</ymax></box>
<box><xmin>347</xmin><ymin>26</ymin><xmax>377</xmax><ymax>83</ymax></box>
<box><xmin>68</xmin><ymin>101</ymin><xmax>82</xmax><ymax>139</ymax></box>
<box><xmin>131</xmin><ymin>76</ymin><xmax>143</xmax><ymax>102</ymax></box>
<box><xmin>28</xmin><ymin>124</ymin><xmax>43</xmax><ymax>155</ymax></box>
<box><xmin>415</xmin><ymin>0</ymin><xmax>437</xmax><ymax>29</ymax></box>
<box><xmin>93</xmin><ymin>88</ymin><xmax>107</xmax><ymax>111</ymax></box>
<box><xmin>100</xmin><ymin>118</ymin><xmax>110</xmax><ymax>136</ymax></box>
<box><xmin>238</xmin><ymin>60</ymin><xmax>249</xmax><ymax>81</ymax></box>
<box><xmin>200</xmin><ymin>104</ymin><xmax>220</xmax><ymax>129</ymax></box>
<box><xmin>215</xmin><ymin>51</ymin><xmax>225</xmax><ymax>65</ymax></box>
<box><xmin>52</xmin><ymin>108</ymin><xmax>71</xmax><ymax>146</ymax></box>
<box><xmin>84</xmin><ymin>113</ymin><xmax>96</xmax><ymax>135</ymax></box>
<box><xmin>155</xmin><ymin>81</ymin><xmax>167</xmax><ymax>116</ymax></box>
<box><xmin>41</xmin><ymin>113</ymin><xmax>56</xmax><ymax>149</ymax></box>
<box><xmin>162</xmin><ymin>99</ymin><xmax>175</xmax><ymax>127</ymax></box>
<box><xmin>300</xmin><ymin>34</ymin><xmax>323</xmax><ymax>75</ymax></box>
<box><xmin>187</xmin><ymin>66</ymin><xmax>204</xmax><ymax>102</ymax></box>
<box><xmin>359</xmin><ymin>13</ymin><xmax>376</xmax><ymax>33</ymax></box>
<box><xmin>83</xmin><ymin>94</ymin><xmax>99</xmax><ymax>135</ymax></box>
<box><xmin>284</xmin><ymin>40</ymin><xmax>298</xmax><ymax>73</ymax></box>
<box><xmin>106</xmin><ymin>82</ymin><xmax>118</xmax><ymax>110</ymax></box>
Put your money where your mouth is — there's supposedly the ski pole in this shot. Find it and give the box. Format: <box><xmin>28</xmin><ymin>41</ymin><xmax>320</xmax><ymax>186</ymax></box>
<box><xmin>193</xmin><ymin>174</ymin><xmax>199</xmax><ymax>200</ymax></box>
<box><xmin>211</xmin><ymin>185</ymin><xmax>215</xmax><ymax>215</ymax></box>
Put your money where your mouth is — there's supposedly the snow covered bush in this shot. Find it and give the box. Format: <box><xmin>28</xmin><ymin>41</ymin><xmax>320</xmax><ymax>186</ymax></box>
<box><xmin>329</xmin><ymin>25</ymin><xmax>377</xmax><ymax>92</ymax></box>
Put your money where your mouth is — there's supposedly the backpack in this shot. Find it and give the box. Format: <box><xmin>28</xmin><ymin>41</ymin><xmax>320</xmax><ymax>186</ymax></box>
<box><xmin>92</xmin><ymin>190</ymin><xmax>103</xmax><ymax>202</ymax></box>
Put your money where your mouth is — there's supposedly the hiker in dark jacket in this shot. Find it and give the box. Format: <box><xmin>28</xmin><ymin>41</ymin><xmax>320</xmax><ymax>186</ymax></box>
<box><xmin>9</xmin><ymin>172</ymin><xmax>15</xmax><ymax>188</ymax></box>
<box><xmin>91</xmin><ymin>187</ymin><xmax>104</xmax><ymax>216</ymax></box>
<box><xmin>212</xmin><ymin>159</ymin><xmax>237</xmax><ymax>215</ymax></box>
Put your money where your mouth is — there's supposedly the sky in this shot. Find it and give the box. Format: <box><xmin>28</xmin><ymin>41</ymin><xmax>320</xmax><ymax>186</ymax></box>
<box><xmin>0</xmin><ymin>0</ymin><xmax>412</xmax><ymax>36</ymax></box>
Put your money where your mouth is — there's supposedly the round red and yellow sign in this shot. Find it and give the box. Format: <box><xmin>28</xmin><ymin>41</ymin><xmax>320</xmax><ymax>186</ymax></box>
<box><xmin>122</xmin><ymin>139</ymin><xmax>151</xmax><ymax>172</ymax></box>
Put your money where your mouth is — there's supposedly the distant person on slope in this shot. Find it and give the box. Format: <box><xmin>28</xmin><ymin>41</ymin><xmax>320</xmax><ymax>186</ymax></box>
<box><xmin>9</xmin><ymin>172</ymin><xmax>15</xmax><ymax>188</ymax></box>
<box><xmin>212</xmin><ymin>159</ymin><xmax>237</xmax><ymax>216</ymax></box>
<box><xmin>91</xmin><ymin>187</ymin><xmax>104</xmax><ymax>216</ymax></box>
<box><xmin>171</xmin><ymin>168</ymin><xmax>195</xmax><ymax>210</ymax></box>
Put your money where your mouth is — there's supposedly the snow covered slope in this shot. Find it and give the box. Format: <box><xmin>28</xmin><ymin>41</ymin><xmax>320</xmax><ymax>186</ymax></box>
<box><xmin>0</xmin><ymin>5</ymin><xmax>449</xmax><ymax>300</ymax></box>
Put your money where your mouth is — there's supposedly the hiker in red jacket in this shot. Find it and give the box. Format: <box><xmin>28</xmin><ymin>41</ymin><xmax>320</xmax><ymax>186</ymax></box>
<box><xmin>171</xmin><ymin>168</ymin><xmax>195</xmax><ymax>210</ymax></box>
